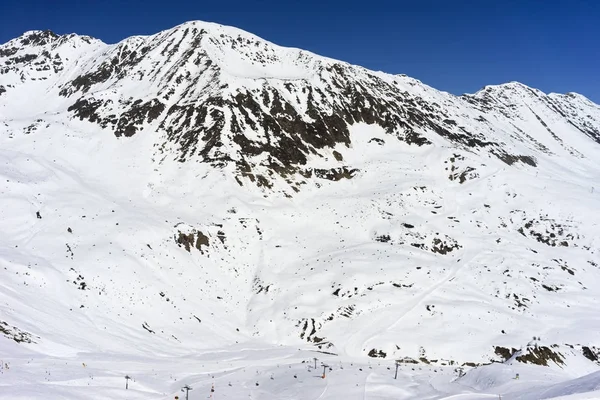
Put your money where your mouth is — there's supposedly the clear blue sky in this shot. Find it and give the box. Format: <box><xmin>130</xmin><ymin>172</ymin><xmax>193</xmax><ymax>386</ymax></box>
<box><xmin>2</xmin><ymin>0</ymin><xmax>599</xmax><ymax>102</ymax></box>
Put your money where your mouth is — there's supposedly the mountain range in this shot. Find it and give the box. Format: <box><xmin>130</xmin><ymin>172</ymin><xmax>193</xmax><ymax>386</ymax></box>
<box><xmin>1</xmin><ymin>20</ymin><xmax>600</xmax><ymax>399</ymax></box>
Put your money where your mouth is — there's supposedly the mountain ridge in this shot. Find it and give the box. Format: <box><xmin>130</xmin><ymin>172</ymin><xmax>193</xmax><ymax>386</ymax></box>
<box><xmin>4</xmin><ymin>25</ymin><xmax>598</xmax><ymax>101</ymax></box>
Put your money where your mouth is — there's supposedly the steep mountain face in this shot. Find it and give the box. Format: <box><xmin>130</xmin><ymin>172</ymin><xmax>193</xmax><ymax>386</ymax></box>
<box><xmin>6</xmin><ymin>23</ymin><xmax>600</xmax><ymax>193</ymax></box>
<box><xmin>1</xmin><ymin>21</ymin><xmax>600</xmax><ymax>371</ymax></box>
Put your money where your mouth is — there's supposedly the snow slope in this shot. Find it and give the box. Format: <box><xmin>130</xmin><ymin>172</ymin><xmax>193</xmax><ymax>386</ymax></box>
<box><xmin>1</xmin><ymin>20</ymin><xmax>600</xmax><ymax>399</ymax></box>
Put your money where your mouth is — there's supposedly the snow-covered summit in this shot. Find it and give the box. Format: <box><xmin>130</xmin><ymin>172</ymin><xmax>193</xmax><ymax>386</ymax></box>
<box><xmin>2</xmin><ymin>20</ymin><xmax>599</xmax><ymax>180</ymax></box>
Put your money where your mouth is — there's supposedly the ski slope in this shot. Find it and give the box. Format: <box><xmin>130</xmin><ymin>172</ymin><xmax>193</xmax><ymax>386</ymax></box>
<box><xmin>2</xmin><ymin>345</ymin><xmax>600</xmax><ymax>399</ymax></box>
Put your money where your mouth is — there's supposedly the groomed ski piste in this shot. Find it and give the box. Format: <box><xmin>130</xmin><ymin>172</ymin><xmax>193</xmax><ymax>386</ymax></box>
<box><xmin>1</xmin><ymin>21</ymin><xmax>600</xmax><ymax>399</ymax></box>
<box><xmin>2</xmin><ymin>344</ymin><xmax>600</xmax><ymax>399</ymax></box>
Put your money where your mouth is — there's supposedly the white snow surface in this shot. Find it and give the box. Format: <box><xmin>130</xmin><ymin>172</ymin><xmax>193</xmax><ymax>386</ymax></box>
<box><xmin>0</xmin><ymin>20</ymin><xmax>600</xmax><ymax>399</ymax></box>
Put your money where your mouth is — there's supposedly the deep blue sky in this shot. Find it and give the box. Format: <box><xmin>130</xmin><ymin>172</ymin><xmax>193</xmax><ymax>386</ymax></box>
<box><xmin>2</xmin><ymin>0</ymin><xmax>599</xmax><ymax>102</ymax></box>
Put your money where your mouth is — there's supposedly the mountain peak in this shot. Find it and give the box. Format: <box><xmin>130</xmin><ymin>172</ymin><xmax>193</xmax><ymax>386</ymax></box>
<box><xmin>471</xmin><ymin>81</ymin><xmax>544</xmax><ymax>98</ymax></box>
<box><xmin>18</xmin><ymin>29</ymin><xmax>59</xmax><ymax>45</ymax></box>
<box><xmin>150</xmin><ymin>19</ymin><xmax>329</xmax><ymax>81</ymax></box>
<box><xmin>552</xmin><ymin>91</ymin><xmax>596</xmax><ymax>107</ymax></box>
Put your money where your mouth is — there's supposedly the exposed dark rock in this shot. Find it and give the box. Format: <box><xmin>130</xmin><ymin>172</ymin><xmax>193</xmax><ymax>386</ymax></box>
<box><xmin>337</xmin><ymin>304</ymin><xmax>354</xmax><ymax>318</ymax></box>
<box><xmin>494</xmin><ymin>346</ymin><xmax>518</xmax><ymax>361</ymax></box>
<box><xmin>62</xmin><ymin>64</ymin><xmax>115</xmax><ymax>96</ymax></box>
<box><xmin>519</xmin><ymin>218</ymin><xmax>578</xmax><ymax>248</ymax></box>
<box><xmin>297</xmin><ymin>317</ymin><xmax>326</xmax><ymax>346</ymax></box>
<box><xmin>392</xmin><ymin>282</ymin><xmax>414</xmax><ymax>288</ymax></box>
<box><xmin>68</xmin><ymin>98</ymin><xmax>109</xmax><ymax>126</ymax></box>
<box><xmin>516</xmin><ymin>346</ymin><xmax>565</xmax><ymax>366</ymax></box>
<box><xmin>11</xmin><ymin>54</ymin><xmax>37</xmax><ymax>64</ymax></box>
<box><xmin>430</xmin><ymin>236</ymin><xmax>461</xmax><ymax>255</ymax></box>
<box><xmin>176</xmin><ymin>232</ymin><xmax>195</xmax><ymax>252</ymax></box>
<box><xmin>368</xmin><ymin>349</ymin><xmax>387</xmax><ymax>358</ymax></box>
<box><xmin>19</xmin><ymin>30</ymin><xmax>58</xmax><ymax>46</ymax></box>
<box><xmin>0</xmin><ymin>47</ymin><xmax>19</xmax><ymax>58</ymax></box>
<box><xmin>542</xmin><ymin>284</ymin><xmax>559</xmax><ymax>292</ymax></box>
<box><xmin>493</xmin><ymin>152</ymin><xmax>537</xmax><ymax>167</ymax></box>
<box><xmin>582</xmin><ymin>346</ymin><xmax>598</xmax><ymax>362</ymax></box>
<box><xmin>368</xmin><ymin>137</ymin><xmax>385</xmax><ymax>145</ymax></box>
<box><xmin>142</xmin><ymin>322</ymin><xmax>155</xmax><ymax>334</ymax></box>
<box><xmin>449</xmin><ymin>166</ymin><xmax>478</xmax><ymax>184</ymax></box>
<box><xmin>115</xmin><ymin>99</ymin><xmax>166</xmax><ymax>137</ymax></box>
<box><xmin>195</xmin><ymin>231</ymin><xmax>209</xmax><ymax>251</ymax></box>
<box><xmin>462</xmin><ymin>362</ymin><xmax>479</xmax><ymax>367</ymax></box>
<box><xmin>0</xmin><ymin>321</ymin><xmax>37</xmax><ymax>343</ymax></box>
<box><xmin>312</xmin><ymin>166</ymin><xmax>359</xmax><ymax>181</ymax></box>
<box><xmin>375</xmin><ymin>234</ymin><xmax>391</xmax><ymax>243</ymax></box>
<box><xmin>397</xmin><ymin>357</ymin><xmax>419</xmax><ymax>364</ymax></box>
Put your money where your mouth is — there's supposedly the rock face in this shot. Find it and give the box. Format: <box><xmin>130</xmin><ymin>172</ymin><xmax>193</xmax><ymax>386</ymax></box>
<box><xmin>0</xmin><ymin>321</ymin><xmax>38</xmax><ymax>344</ymax></box>
<box><xmin>1</xmin><ymin>21</ymin><xmax>600</xmax><ymax>367</ymax></box>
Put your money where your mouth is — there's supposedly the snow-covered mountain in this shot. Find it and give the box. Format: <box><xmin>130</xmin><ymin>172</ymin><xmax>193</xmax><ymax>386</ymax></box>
<box><xmin>1</xmin><ymin>21</ymin><xmax>600</xmax><ymax>399</ymax></box>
